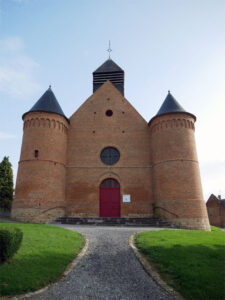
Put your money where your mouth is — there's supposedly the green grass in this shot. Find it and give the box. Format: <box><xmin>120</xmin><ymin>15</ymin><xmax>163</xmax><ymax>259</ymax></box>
<box><xmin>135</xmin><ymin>230</ymin><xmax>225</xmax><ymax>300</ymax></box>
<box><xmin>0</xmin><ymin>222</ymin><xmax>84</xmax><ymax>296</ymax></box>
<box><xmin>211</xmin><ymin>225</ymin><xmax>222</xmax><ymax>232</ymax></box>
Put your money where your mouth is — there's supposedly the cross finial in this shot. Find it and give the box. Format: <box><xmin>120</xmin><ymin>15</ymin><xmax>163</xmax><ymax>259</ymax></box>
<box><xmin>49</xmin><ymin>85</ymin><xmax>51</xmax><ymax>89</ymax></box>
<box><xmin>107</xmin><ymin>40</ymin><xmax>112</xmax><ymax>59</ymax></box>
<box><xmin>168</xmin><ymin>90</ymin><xmax>170</xmax><ymax>94</ymax></box>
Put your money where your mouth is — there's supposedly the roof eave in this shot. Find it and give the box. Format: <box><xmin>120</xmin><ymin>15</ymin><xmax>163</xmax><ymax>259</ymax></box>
<box><xmin>148</xmin><ymin>111</ymin><xmax>196</xmax><ymax>126</ymax></box>
<box><xmin>22</xmin><ymin>110</ymin><xmax>70</xmax><ymax>123</ymax></box>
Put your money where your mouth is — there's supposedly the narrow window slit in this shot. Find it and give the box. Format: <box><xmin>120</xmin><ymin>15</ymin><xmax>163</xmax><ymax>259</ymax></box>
<box><xmin>34</xmin><ymin>150</ymin><xmax>39</xmax><ymax>158</ymax></box>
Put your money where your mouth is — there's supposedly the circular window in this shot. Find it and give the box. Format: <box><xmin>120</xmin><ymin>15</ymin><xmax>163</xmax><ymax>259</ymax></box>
<box><xmin>106</xmin><ymin>110</ymin><xmax>113</xmax><ymax>117</ymax></box>
<box><xmin>100</xmin><ymin>147</ymin><xmax>120</xmax><ymax>165</ymax></box>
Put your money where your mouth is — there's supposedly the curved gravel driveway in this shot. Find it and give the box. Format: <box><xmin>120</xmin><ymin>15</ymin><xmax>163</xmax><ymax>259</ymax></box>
<box><xmin>29</xmin><ymin>225</ymin><xmax>173</xmax><ymax>300</ymax></box>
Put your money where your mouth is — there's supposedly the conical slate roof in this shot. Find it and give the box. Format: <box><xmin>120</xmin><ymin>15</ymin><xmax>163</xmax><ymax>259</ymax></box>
<box><xmin>23</xmin><ymin>86</ymin><xmax>67</xmax><ymax>120</ymax></box>
<box><xmin>93</xmin><ymin>58</ymin><xmax>124</xmax><ymax>73</ymax></box>
<box><xmin>157</xmin><ymin>91</ymin><xmax>186</xmax><ymax>116</ymax></box>
<box><xmin>149</xmin><ymin>91</ymin><xmax>196</xmax><ymax>125</ymax></box>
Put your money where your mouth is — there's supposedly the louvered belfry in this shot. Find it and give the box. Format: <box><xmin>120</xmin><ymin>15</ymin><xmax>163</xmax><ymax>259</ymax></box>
<box><xmin>93</xmin><ymin>58</ymin><xmax>124</xmax><ymax>95</ymax></box>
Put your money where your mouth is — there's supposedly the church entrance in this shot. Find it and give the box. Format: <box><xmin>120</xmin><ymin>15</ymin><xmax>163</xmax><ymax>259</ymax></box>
<box><xmin>100</xmin><ymin>178</ymin><xmax>120</xmax><ymax>217</ymax></box>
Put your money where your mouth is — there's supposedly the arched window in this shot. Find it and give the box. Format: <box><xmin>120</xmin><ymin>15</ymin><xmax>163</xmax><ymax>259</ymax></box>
<box><xmin>100</xmin><ymin>178</ymin><xmax>119</xmax><ymax>188</ymax></box>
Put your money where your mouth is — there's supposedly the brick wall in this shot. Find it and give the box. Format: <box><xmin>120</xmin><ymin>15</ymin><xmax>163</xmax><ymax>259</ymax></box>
<box><xmin>150</xmin><ymin>113</ymin><xmax>210</xmax><ymax>230</ymax></box>
<box><xmin>66</xmin><ymin>81</ymin><xmax>153</xmax><ymax>217</ymax></box>
<box><xmin>207</xmin><ymin>195</ymin><xmax>225</xmax><ymax>227</ymax></box>
<box><xmin>12</xmin><ymin>81</ymin><xmax>211</xmax><ymax>230</ymax></box>
<box><xmin>12</xmin><ymin>112</ymin><xmax>69</xmax><ymax>223</ymax></box>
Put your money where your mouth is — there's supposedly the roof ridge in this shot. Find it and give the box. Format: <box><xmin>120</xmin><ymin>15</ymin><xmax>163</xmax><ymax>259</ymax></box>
<box><xmin>93</xmin><ymin>58</ymin><xmax>124</xmax><ymax>73</ymax></box>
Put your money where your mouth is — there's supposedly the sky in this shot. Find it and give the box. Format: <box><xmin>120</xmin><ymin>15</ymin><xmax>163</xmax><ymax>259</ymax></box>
<box><xmin>0</xmin><ymin>0</ymin><xmax>224</xmax><ymax>201</ymax></box>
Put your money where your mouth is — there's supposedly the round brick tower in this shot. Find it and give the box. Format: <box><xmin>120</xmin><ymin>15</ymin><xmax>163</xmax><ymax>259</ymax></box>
<box><xmin>149</xmin><ymin>91</ymin><xmax>210</xmax><ymax>230</ymax></box>
<box><xmin>12</xmin><ymin>87</ymin><xmax>69</xmax><ymax>223</ymax></box>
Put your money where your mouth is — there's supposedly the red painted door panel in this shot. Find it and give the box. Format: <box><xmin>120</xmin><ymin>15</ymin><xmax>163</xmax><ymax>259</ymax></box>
<box><xmin>100</xmin><ymin>187</ymin><xmax>120</xmax><ymax>217</ymax></box>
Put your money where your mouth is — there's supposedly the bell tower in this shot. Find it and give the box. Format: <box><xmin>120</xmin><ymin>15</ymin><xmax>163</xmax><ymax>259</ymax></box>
<box><xmin>93</xmin><ymin>58</ymin><xmax>124</xmax><ymax>95</ymax></box>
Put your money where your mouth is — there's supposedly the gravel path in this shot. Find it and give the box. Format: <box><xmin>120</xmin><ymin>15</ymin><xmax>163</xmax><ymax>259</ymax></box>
<box><xmin>29</xmin><ymin>225</ymin><xmax>173</xmax><ymax>300</ymax></box>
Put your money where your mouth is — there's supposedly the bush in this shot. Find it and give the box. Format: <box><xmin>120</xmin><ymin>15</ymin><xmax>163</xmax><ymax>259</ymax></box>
<box><xmin>0</xmin><ymin>227</ymin><xmax>23</xmax><ymax>263</ymax></box>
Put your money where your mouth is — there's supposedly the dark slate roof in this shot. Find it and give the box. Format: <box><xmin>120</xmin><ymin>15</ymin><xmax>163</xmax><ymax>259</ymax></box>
<box><xmin>93</xmin><ymin>58</ymin><xmax>124</xmax><ymax>73</ymax></box>
<box><xmin>157</xmin><ymin>91</ymin><xmax>186</xmax><ymax>116</ymax></box>
<box><xmin>149</xmin><ymin>91</ymin><xmax>196</xmax><ymax>125</ymax></box>
<box><xmin>23</xmin><ymin>86</ymin><xmax>68</xmax><ymax>121</ymax></box>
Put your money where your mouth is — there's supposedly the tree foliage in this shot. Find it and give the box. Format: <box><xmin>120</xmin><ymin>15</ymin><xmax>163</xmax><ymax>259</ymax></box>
<box><xmin>0</xmin><ymin>157</ymin><xmax>14</xmax><ymax>211</ymax></box>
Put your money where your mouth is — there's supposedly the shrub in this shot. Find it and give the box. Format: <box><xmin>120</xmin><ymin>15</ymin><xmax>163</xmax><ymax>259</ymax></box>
<box><xmin>0</xmin><ymin>227</ymin><xmax>23</xmax><ymax>263</ymax></box>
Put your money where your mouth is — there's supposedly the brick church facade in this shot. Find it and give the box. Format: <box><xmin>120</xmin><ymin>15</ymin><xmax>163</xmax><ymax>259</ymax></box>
<box><xmin>12</xmin><ymin>58</ymin><xmax>210</xmax><ymax>230</ymax></box>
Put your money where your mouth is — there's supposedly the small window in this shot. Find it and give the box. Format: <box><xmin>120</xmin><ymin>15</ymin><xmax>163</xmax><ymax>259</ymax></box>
<box><xmin>34</xmin><ymin>150</ymin><xmax>39</xmax><ymax>158</ymax></box>
<box><xmin>106</xmin><ymin>110</ymin><xmax>113</xmax><ymax>117</ymax></box>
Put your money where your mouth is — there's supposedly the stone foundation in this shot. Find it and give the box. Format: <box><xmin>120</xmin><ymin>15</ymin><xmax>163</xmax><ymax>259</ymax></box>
<box><xmin>66</xmin><ymin>212</ymin><xmax>153</xmax><ymax>218</ymax></box>
<box><xmin>170</xmin><ymin>217</ymin><xmax>211</xmax><ymax>231</ymax></box>
<box><xmin>11</xmin><ymin>207</ymin><xmax>65</xmax><ymax>223</ymax></box>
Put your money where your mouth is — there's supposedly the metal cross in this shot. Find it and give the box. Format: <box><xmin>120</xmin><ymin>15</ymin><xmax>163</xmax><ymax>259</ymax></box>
<box><xmin>107</xmin><ymin>41</ymin><xmax>112</xmax><ymax>59</ymax></box>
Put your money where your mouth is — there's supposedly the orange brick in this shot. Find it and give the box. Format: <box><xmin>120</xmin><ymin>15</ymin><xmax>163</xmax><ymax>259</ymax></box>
<box><xmin>12</xmin><ymin>81</ymin><xmax>210</xmax><ymax>230</ymax></box>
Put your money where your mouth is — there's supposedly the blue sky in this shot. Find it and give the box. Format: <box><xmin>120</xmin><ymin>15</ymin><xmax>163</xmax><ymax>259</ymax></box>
<box><xmin>0</xmin><ymin>0</ymin><xmax>224</xmax><ymax>200</ymax></box>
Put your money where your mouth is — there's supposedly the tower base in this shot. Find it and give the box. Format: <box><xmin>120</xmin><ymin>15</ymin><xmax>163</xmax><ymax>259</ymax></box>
<box><xmin>168</xmin><ymin>217</ymin><xmax>210</xmax><ymax>231</ymax></box>
<box><xmin>11</xmin><ymin>207</ymin><xmax>65</xmax><ymax>223</ymax></box>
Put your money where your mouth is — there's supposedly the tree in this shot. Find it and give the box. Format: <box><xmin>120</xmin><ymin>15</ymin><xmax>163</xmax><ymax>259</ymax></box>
<box><xmin>0</xmin><ymin>157</ymin><xmax>14</xmax><ymax>211</ymax></box>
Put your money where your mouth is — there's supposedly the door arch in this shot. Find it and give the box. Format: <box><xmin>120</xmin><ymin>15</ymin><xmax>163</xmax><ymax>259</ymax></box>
<box><xmin>100</xmin><ymin>178</ymin><xmax>120</xmax><ymax>217</ymax></box>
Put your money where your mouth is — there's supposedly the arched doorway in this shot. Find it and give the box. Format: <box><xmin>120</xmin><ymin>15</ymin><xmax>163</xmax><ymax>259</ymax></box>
<box><xmin>100</xmin><ymin>178</ymin><xmax>120</xmax><ymax>217</ymax></box>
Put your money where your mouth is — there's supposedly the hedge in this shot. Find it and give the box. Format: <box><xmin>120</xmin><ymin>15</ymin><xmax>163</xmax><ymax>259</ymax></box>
<box><xmin>0</xmin><ymin>227</ymin><xmax>23</xmax><ymax>263</ymax></box>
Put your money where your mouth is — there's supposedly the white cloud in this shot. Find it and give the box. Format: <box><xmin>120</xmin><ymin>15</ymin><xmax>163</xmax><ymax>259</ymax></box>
<box><xmin>0</xmin><ymin>132</ymin><xmax>16</xmax><ymax>139</ymax></box>
<box><xmin>0</xmin><ymin>36</ymin><xmax>41</xmax><ymax>99</ymax></box>
<box><xmin>0</xmin><ymin>36</ymin><xmax>24</xmax><ymax>52</ymax></box>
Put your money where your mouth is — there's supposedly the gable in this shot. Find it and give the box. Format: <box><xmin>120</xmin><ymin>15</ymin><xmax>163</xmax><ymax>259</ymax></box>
<box><xmin>206</xmin><ymin>194</ymin><xmax>220</xmax><ymax>207</ymax></box>
<box><xmin>69</xmin><ymin>80</ymin><xmax>147</xmax><ymax>125</ymax></box>
<box><xmin>67</xmin><ymin>81</ymin><xmax>151</xmax><ymax>166</ymax></box>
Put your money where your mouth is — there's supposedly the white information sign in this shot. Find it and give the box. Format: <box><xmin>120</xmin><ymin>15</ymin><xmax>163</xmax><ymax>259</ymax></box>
<box><xmin>123</xmin><ymin>195</ymin><xmax>131</xmax><ymax>203</ymax></box>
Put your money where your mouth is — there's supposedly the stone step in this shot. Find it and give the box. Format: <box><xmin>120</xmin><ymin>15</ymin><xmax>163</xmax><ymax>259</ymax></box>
<box><xmin>55</xmin><ymin>217</ymin><xmax>173</xmax><ymax>227</ymax></box>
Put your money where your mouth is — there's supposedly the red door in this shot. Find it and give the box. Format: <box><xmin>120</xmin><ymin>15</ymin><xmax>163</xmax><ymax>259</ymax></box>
<box><xmin>100</xmin><ymin>178</ymin><xmax>120</xmax><ymax>217</ymax></box>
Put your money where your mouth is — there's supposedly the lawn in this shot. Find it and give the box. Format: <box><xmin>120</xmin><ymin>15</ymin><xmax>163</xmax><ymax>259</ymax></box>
<box><xmin>135</xmin><ymin>228</ymin><xmax>225</xmax><ymax>300</ymax></box>
<box><xmin>0</xmin><ymin>222</ymin><xmax>84</xmax><ymax>296</ymax></box>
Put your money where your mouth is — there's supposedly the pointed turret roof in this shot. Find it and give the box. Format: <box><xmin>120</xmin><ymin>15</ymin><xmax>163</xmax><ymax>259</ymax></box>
<box><xmin>157</xmin><ymin>91</ymin><xmax>186</xmax><ymax>116</ymax></box>
<box><xmin>93</xmin><ymin>58</ymin><xmax>124</xmax><ymax>73</ymax></box>
<box><xmin>149</xmin><ymin>91</ymin><xmax>196</xmax><ymax>125</ymax></box>
<box><xmin>23</xmin><ymin>86</ymin><xmax>68</xmax><ymax>121</ymax></box>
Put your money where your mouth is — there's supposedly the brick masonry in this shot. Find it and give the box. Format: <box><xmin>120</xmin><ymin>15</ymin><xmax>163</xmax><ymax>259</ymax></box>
<box><xmin>12</xmin><ymin>112</ymin><xmax>68</xmax><ymax>222</ymax></box>
<box><xmin>150</xmin><ymin>113</ymin><xmax>210</xmax><ymax>230</ymax></box>
<box><xmin>12</xmin><ymin>81</ymin><xmax>210</xmax><ymax>230</ymax></box>
<box><xmin>206</xmin><ymin>194</ymin><xmax>225</xmax><ymax>227</ymax></box>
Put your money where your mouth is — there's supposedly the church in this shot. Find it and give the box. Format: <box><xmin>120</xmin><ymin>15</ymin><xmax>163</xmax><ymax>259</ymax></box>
<box><xmin>11</xmin><ymin>57</ymin><xmax>210</xmax><ymax>230</ymax></box>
